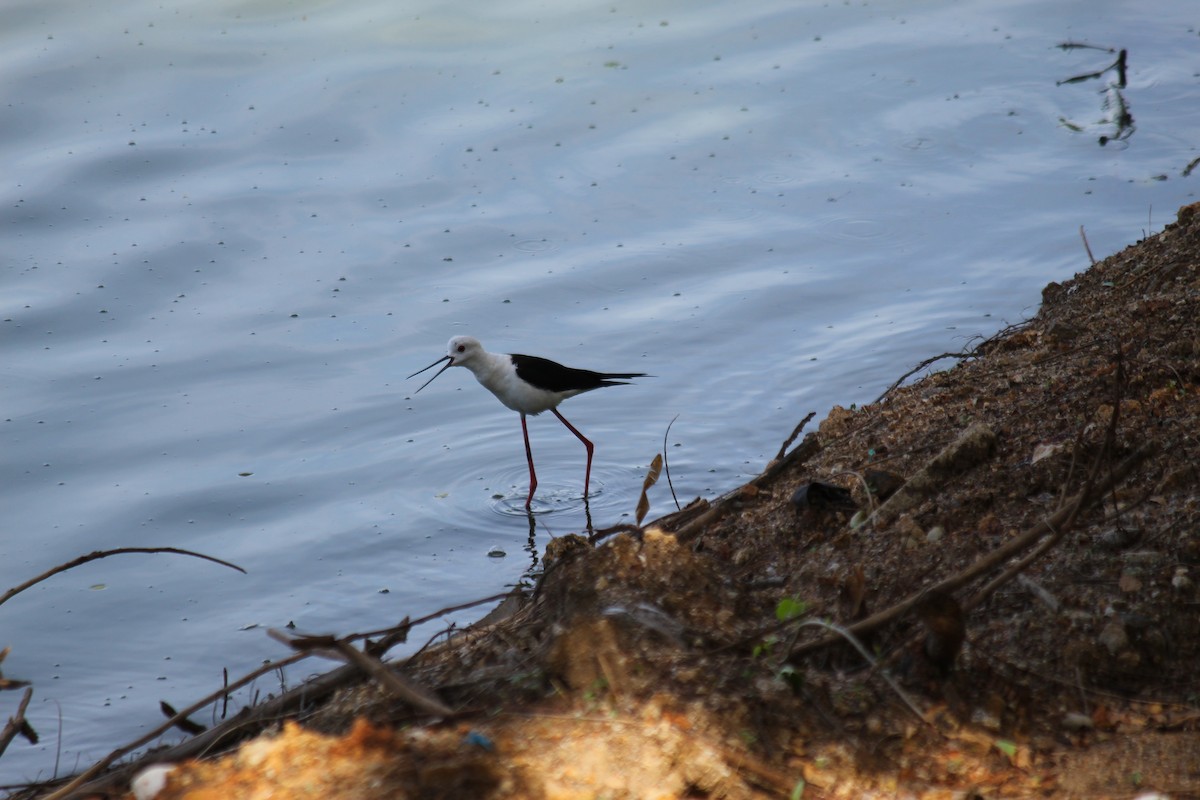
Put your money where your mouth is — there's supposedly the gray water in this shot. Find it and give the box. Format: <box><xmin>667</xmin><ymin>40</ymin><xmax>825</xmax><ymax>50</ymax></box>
<box><xmin>2</xmin><ymin>0</ymin><xmax>1196</xmax><ymax>784</ymax></box>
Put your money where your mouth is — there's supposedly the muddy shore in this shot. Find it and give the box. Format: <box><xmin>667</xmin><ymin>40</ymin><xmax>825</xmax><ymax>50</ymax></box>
<box><xmin>23</xmin><ymin>203</ymin><xmax>1200</xmax><ymax>800</ymax></box>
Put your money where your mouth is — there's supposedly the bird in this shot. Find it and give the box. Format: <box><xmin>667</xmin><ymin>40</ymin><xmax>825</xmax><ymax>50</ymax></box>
<box><xmin>407</xmin><ymin>335</ymin><xmax>647</xmax><ymax>509</ymax></box>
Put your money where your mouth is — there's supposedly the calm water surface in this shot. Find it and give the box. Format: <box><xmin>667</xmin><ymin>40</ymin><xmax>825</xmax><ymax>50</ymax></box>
<box><xmin>2</xmin><ymin>0</ymin><xmax>1196</xmax><ymax>783</ymax></box>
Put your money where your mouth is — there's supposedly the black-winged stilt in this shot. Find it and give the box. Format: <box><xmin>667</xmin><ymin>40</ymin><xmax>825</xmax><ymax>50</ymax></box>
<box><xmin>408</xmin><ymin>335</ymin><xmax>647</xmax><ymax>508</ymax></box>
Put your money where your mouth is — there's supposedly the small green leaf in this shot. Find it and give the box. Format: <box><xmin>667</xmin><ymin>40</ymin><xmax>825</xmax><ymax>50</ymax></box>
<box><xmin>752</xmin><ymin>635</ymin><xmax>777</xmax><ymax>659</ymax></box>
<box><xmin>994</xmin><ymin>739</ymin><xmax>1017</xmax><ymax>759</ymax></box>
<box><xmin>790</xmin><ymin>778</ymin><xmax>806</xmax><ymax>800</ymax></box>
<box><xmin>775</xmin><ymin>596</ymin><xmax>807</xmax><ymax>622</ymax></box>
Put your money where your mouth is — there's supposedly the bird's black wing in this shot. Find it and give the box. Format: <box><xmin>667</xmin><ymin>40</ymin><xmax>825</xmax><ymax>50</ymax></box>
<box><xmin>511</xmin><ymin>354</ymin><xmax>645</xmax><ymax>393</ymax></box>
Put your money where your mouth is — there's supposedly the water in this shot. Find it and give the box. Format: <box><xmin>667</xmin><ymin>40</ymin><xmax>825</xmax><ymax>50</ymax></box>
<box><xmin>2</xmin><ymin>0</ymin><xmax>1196</xmax><ymax>784</ymax></box>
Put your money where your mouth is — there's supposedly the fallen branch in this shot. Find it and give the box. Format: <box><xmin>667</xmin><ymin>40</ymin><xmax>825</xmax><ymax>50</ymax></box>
<box><xmin>334</xmin><ymin>639</ymin><xmax>452</xmax><ymax>717</ymax></box>
<box><xmin>752</xmin><ymin>429</ymin><xmax>822</xmax><ymax>490</ymax></box>
<box><xmin>1</xmin><ymin>548</ymin><xmax>246</xmax><ymax>610</ymax></box>
<box><xmin>43</xmin><ymin>591</ymin><xmax>512</xmax><ymax>799</ymax></box>
<box><xmin>786</xmin><ymin>441</ymin><xmax>1155</xmax><ymax>661</ymax></box>
<box><xmin>870</xmin><ymin>423</ymin><xmax>998</xmax><ymax>528</ymax></box>
<box><xmin>771</xmin><ymin>411</ymin><xmax>817</xmax><ymax>464</ymax></box>
<box><xmin>269</xmin><ymin>631</ymin><xmax>453</xmax><ymax>718</ymax></box>
<box><xmin>40</xmin><ymin>650</ymin><xmax>309</xmax><ymax>800</ymax></box>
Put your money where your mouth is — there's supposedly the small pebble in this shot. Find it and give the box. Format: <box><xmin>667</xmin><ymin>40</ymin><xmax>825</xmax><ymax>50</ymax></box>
<box><xmin>1061</xmin><ymin>711</ymin><xmax>1094</xmax><ymax>732</ymax></box>
<box><xmin>131</xmin><ymin>764</ymin><xmax>175</xmax><ymax>800</ymax></box>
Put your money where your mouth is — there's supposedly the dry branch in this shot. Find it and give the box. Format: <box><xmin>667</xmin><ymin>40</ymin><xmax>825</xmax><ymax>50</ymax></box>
<box><xmin>333</xmin><ymin>639</ymin><xmax>452</xmax><ymax>717</ymax></box>
<box><xmin>269</xmin><ymin>631</ymin><xmax>453</xmax><ymax>717</ymax></box>
<box><xmin>1</xmin><ymin>547</ymin><xmax>246</xmax><ymax>610</ymax></box>
<box><xmin>786</xmin><ymin>441</ymin><xmax>1155</xmax><ymax>661</ymax></box>
<box><xmin>0</xmin><ymin>687</ymin><xmax>35</xmax><ymax>759</ymax></box>
<box><xmin>870</xmin><ymin>423</ymin><xmax>998</xmax><ymax>527</ymax></box>
<box><xmin>43</xmin><ymin>592</ymin><xmax>512</xmax><ymax>799</ymax></box>
<box><xmin>40</xmin><ymin>650</ymin><xmax>310</xmax><ymax>800</ymax></box>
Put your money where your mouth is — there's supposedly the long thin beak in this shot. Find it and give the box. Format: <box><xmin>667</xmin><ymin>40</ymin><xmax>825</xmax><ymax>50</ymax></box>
<box><xmin>406</xmin><ymin>355</ymin><xmax>453</xmax><ymax>394</ymax></box>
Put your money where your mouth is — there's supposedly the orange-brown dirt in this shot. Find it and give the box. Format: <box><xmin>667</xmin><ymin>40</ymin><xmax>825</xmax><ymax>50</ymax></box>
<box><xmin>19</xmin><ymin>203</ymin><xmax>1200</xmax><ymax>799</ymax></box>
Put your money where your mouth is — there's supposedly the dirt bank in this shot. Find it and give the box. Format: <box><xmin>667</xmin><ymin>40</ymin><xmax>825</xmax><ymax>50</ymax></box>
<box><xmin>27</xmin><ymin>203</ymin><xmax>1200</xmax><ymax>800</ymax></box>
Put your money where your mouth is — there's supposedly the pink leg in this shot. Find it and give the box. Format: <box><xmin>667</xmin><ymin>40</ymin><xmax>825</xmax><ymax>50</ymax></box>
<box><xmin>520</xmin><ymin>413</ymin><xmax>537</xmax><ymax>508</ymax></box>
<box><xmin>551</xmin><ymin>407</ymin><xmax>595</xmax><ymax>499</ymax></box>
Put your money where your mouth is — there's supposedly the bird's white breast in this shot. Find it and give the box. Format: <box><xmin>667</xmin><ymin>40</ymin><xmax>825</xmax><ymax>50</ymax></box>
<box><xmin>466</xmin><ymin>352</ymin><xmax>569</xmax><ymax>415</ymax></box>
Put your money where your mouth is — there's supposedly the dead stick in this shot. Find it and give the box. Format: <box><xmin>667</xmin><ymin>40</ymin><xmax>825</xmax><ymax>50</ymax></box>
<box><xmin>772</xmin><ymin>411</ymin><xmax>816</xmax><ymax>463</ymax></box>
<box><xmin>1</xmin><ymin>548</ymin><xmax>246</xmax><ymax>609</ymax></box>
<box><xmin>0</xmin><ymin>687</ymin><xmax>34</xmax><ymax>759</ymax></box>
<box><xmin>786</xmin><ymin>442</ymin><xmax>1154</xmax><ymax>660</ymax></box>
<box><xmin>351</xmin><ymin>591</ymin><xmax>511</xmax><ymax>646</ymax></box>
<box><xmin>874</xmin><ymin>352</ymin><xmax>974</xmax><ymax>404</ymax></box>
<box><xmin>755</xmin><ymin>429</ymin><xmax>821</xmax><ymax>488</ymax></box>
<box><xmin>40</xmin><ymin>651</ymin><xmax>308</xmax><ymax>800</ymax></box>
<box><xmin>333</xmin><ymin>640</ymin><xmax>453</xmax><ymax>717</ymax></box>
<box><xmin>966</xmin><ymin>518</ymin><xmax>1069</xmax><ymax>613</ymax></box>
<box><xmin>673</xmin><ymin>504</ymin><xmax>725</xmax><ymax>544</ymax></box>
<box><xmin>47</xmin><ymin>591</ymin><xmax>514</xmax><ymax>798</ymax></box>
<box><xmin>1080</xmin><ymin>225</ymin><xmax>1097</xmax><ymax>265</ymax></box>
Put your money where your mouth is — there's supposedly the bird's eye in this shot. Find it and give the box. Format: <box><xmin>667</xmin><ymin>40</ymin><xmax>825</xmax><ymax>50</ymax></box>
<box><xmin>456</xmin><ymin>344</ymin><xmax>466</xmax><ymax>353</ymax></box>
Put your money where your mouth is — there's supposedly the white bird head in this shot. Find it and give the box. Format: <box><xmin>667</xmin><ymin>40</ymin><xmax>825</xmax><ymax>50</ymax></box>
<box><xmin>407</xmin><ymin>335</ymin><xmax>485</xmax><ymax>393</ymax></box>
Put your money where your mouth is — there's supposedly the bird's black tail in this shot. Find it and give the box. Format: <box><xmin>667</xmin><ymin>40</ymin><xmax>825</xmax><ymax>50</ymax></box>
<box><xmin>597</xmin><ymin>372</ymin><xmax>649</xmax><ymax>387</ymax></box>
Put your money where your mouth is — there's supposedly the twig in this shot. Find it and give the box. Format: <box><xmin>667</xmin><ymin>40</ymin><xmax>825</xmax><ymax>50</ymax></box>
<box><xmin>333</xmin><ymin>640</ymin><xmax>452</xmax><ymax>717</ymax></box>
<box><xmin>673</xmin><ymin>505</ymin><xmax>724</xmax><ymax>544</ymax></box>
<box><xmin>354</xmin><ymin>592</ymin><xmax>511</xmax><ymax>645</ymax></box>
<box><xmin>1015</xmin><ymin>574</ymin><xmax>1061</xmax><ymax>612</ymax></box>
<box><xmin>965</xmin><ymin>517</ymin><xmax>1070</xmax><ymax>614</ymax></box>
<box><xmin>663</xmin><ymin>414</ymin><xmax>681</xmax><ymax>511</ymax></box>
<box><xmin>752</xmin><ymin>428</ymin><xmax>821</xmax><ymax>489</ymax></box>
<box><xmin>873</xmin><ymin>322</ymin><xmax>1032</xmax><ymax>405</ymax></box>
<box><xmin>41</xmin><ymin>650</ymin><xmax>309</xmax><ymax>800</ymax></box>
<box><xmin>786</xmin><ymin>441</ymin><xmax>1155</xmax><ymax>660</ymax></box>
<box><xmin>1080</xmin><ymin>225</ymin><xmax>1097</xmax><ymax>265</ymax></box>
<box><xmin>0</xmin><ymin>687</ymin><xmax>34</xmax><ymax>758</ymax></box>
<box><xmin>272</xmin><ymin>630</ymin><xmax>453</xmax><ymax>716</ymax></box>
<box><xmin>43</xmin><ymin>590</ymin><xmax>513</xmax><ymax>799</ymax></box>
<box><xmin>1</xmin><ymin>547</ymin><xmax>246</xmax><ymax>609</ymax></box>
<box><xmin>792</xmin><ymin>620</ymin><xmax>928</xmax><ymax>725</ymax></box>
<box><xmin>874</xmin><ymin>352</ymin><xmax>972</xmax><ymax>404</ymax></box>
<box><xmin>159</xmin><ymin>702</ymin><xmax>206</xmax><ymax>736</ymax></box>
<box><xmin>772</xmin><ymin>412</ymin><xmax>816</xmax><ymax>463</ymax></box>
